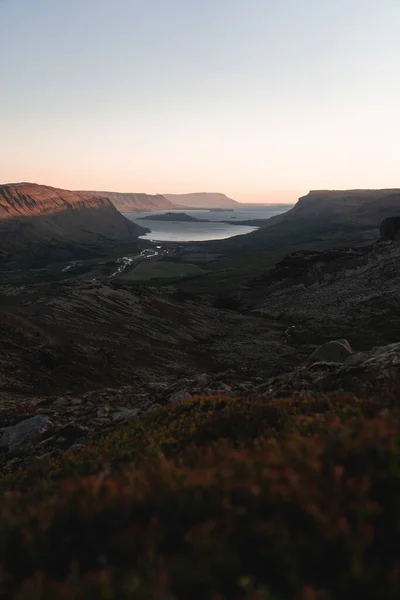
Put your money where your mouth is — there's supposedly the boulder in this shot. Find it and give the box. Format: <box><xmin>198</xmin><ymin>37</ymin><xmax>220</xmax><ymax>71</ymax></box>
<box><xmin>169</xmin><ymin>390</ymin><xmax>193</xmax><ymax>403</ymax></box>
<box><xmin>308</xmin><ymin>340</ymin><xmax>352</xmax><ymax>365</ymax></box>
<box><xmin>112</xmin><ymin>407</ymin><xmax>141</xmax><ymax>422</ymax></box>
<box><xmin>0</xmin><ymin>415</ymin><xmax>53</xmax><ymax>453</ymax></box>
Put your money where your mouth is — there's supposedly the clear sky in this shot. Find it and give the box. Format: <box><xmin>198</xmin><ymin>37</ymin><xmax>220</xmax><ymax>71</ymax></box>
<box><xmin>1</xmin><ymin>0</ymin><xmax>399</xmax><ymax>203</ymax></box>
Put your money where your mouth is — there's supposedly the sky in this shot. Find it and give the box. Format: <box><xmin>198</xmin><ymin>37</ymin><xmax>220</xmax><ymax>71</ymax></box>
<box><xmin>1</xmin><ymin>0</ymin><xmax>399</xmax><ymax>203</ymax></box>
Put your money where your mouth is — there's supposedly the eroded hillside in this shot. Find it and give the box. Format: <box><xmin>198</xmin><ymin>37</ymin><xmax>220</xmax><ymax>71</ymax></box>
<box><xmin>0</xmin><ymin>183</ymin><xmax>148</xmax><ymax>266</ymax></box>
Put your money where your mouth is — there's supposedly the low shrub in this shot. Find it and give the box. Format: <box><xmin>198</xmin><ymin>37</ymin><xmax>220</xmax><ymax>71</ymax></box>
<box><xmin>1</xmin><ymin>392</ymin><xmax>400</xmax><ymax>598</ymax></box>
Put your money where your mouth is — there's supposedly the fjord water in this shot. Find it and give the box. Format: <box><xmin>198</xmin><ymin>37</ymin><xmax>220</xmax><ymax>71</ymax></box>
<box><xmin>124</xmin><ymin>204</ymin><xmax>292</xmax><ymax>242</ymax></box>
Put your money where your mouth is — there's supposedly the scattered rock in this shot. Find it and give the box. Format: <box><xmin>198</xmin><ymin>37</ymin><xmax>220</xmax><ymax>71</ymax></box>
<box><xmin>260</xmin><ymin>341</ymin><xmax>400</xmax><ymax>399</ymax></box>
<box><xmin>319</xmin><ymin>342</ymin><xmax>400</xmax><ymax>396</ymax></box>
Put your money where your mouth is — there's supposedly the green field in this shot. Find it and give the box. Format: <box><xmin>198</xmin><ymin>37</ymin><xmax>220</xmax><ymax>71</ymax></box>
<box><xmin>121</xmin><ymin>260</ymin><xmax>206</xmax><ymax>282</ymax></box>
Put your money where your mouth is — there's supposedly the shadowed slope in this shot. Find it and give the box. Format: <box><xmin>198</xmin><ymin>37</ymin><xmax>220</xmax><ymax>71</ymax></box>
<box><xmin>85</xmin><ymin>191</ymin><xmax>181</xmax><ymax>212</ymax></box>
<box><xmin>0</xmin><ymin>183</ymin><xmax>148</xmax><ymax>266</ymax></box>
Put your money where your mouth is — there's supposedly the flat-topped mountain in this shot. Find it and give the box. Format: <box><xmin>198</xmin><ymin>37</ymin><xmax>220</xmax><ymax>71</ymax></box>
<box><xmin>0</xmin><ymin>183</ymin><xmax>148</xmax><ymax>266</ymax></box>
<box><xmin>213</xmin><ymin>188</ymin><xmax>400</xmax><ymax>256</ymax></box>
<box><xmin>86</xmin><ymin>191</ymin><xmax>180</xmax><ymax>212</ymax></box>
<box><xmin>139</xmin><ymin>212</ymin><xmax>209</xmax><ymax>222</ymax></box>
<box><xmin>163</xmin><ymin>192</ymin><xmax>239</xmax><ymax>209</ymax></box>
<box><xmin>287</xmin><ymin>189</ymin><xmax>400</xmax><ymax>224</ymax></box>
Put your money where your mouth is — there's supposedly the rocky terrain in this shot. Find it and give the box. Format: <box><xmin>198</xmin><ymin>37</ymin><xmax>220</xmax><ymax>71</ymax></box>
<box><xmin>1</xmin><ymin>209</ymin><xmax>400</xmax><ymax>597</ymax></box>
<box><xmin>163</xmin><ymin>192</ymin><xmax>240</xmax><ymax>208</ymax></box>
<box><xmin>0</xmin><ymin>274</ymin><xmax>296</xmax><ymax>470</ymax></box>
<box><xmin>87</xmin><ymin>190</ymin><xmax>181</xmax><ymax>212</ymax></box>
<box><xmin>0</xmin><ymin>183</ymin><xmax>148</xmax><ymax>267</ymax></box>
<box><xmin>0</xmin><ymin>279</ymin><xmax>294</xmax><ymax>398</ymax></box>
<box><xmin>1</xmin><ymin>218</ymin><xmax>400</xmax><ymax>469</ymax></box>
<box><xmin>245</xmin><ymin>240</ymin><xmax>400</xmax><ymax>347</ymax></box>
<box><xmin>3</xmin><ymin>334</ymin><xmax>399</xmax><ymax>472</ymax></box>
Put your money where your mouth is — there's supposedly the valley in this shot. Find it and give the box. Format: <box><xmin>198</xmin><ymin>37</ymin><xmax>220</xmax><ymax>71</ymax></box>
<box><xmin>4</xmin><ymin>3</ymin><xmax>400</xmax><ymax>595</ymax></box>
<box><xmin>1</xmin><ymin>183</ymin><xmax>400</xmax><ymax>598</ymax></box>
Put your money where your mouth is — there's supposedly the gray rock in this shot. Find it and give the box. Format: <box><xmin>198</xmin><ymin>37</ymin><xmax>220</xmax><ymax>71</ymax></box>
<box><xmin>112</xmin><ymin>407</ymin><xmax>141</xmax><ymax>422</ymax></box>
<box><xmin>169</xmin><ymin>389</ymin><xmax>193</xmax><ymax>403</ymax></box>
<box><xmin>196</xmin><ymin>373</ymin><xmax>211</xmax><ymax>386</ymax></box>
<box><xmin>308</xmin><ymin>340</ymin><xmax>352</xmax><ymax>365</ymax></box>
<box><xmin>0</xmin><ymin>415</ymin><xmax>53</xmax><ymax>453</ymax></box>
<box><xmin>341</xmin><ymin>343</ymin><xmax>400</xmax><ymax>369</ymax></box>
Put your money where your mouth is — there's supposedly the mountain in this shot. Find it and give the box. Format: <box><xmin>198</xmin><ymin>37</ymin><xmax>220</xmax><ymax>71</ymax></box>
<box><xmin>213</xmin><ymin>188</ymin><xmax>400</xmax><ymax>256</ymax></box>
<box><xmin>0</xmin><ymin>183</ymin><xmax>148</xmax><ymax>266</ymax></box>
<box><xmin>280</xmin><ymin>189</ymin><xmax>400</xmax><ymax>226</ymax></box>
<box><xmin>163</xmin><ymin>192</ymin><xmax>240</xmax><ymax>208</ymax></box>
<box><xmin>87</xmin><ymin>191</ymin><xmax>180</xmax><ymax>212</ymax></box>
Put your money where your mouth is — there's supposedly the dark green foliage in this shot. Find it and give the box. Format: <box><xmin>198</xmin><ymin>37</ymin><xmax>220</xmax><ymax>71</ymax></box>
<box><xmin>1</xmin><ymin>393</ymin><xmax>400</xmax><ymax>598</ymax></box>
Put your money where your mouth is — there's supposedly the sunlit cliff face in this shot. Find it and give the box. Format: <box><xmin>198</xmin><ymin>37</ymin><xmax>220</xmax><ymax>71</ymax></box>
<box><xmin>0</xmin><ymin>183</ymin><xmax>110</xmax><ymax>219</ymax></box>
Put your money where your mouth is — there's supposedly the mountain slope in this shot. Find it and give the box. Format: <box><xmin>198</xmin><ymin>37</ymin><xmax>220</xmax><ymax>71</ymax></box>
<box><xmin>246</xmin><ymin>238</ymin><xmax>400</xmax><ymax>348</ymax></box>
<box><xmin>2</xmin><ymin>232</ymin><xmax>400</xmax><ymax>598</ymax></box>
<box><xmin>163</xmin><ymin>192</ymin><xmax>239</xmax><ymax>208</ymax></box>
<box><xmin>0</xmin><ymin>183</ymin><xmax>147</xmax><ymax>266</ymax></box>
<box><xmin>87</xmin><ymin>191</ymin><xmax>180</xmax><ymax>212</ymax></box>
<box><xmin>279</xmin><ymin>189</ymin><xmax>400</xmax><ymax>226</ymax></box>
<box><xmin>213</xmin><ymin>188</ymin><xmax>400</xmax><ymax>256</ymax></box>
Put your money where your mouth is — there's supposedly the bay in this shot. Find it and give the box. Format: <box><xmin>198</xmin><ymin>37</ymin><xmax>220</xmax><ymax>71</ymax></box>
<box><xmin>123</xmin><ymin>204</ymin><xmax>292</xmax><ymax>242</ymax></box>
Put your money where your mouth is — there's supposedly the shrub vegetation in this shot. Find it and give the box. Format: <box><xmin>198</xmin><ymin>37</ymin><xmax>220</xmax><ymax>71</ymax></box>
<box><xmin>1</xmin><ymin>392</ymin><xmax>400</xmax><ymax>599</ymax></box>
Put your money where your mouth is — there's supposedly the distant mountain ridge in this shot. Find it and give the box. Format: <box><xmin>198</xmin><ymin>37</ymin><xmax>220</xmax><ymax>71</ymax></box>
<box><xmin>163</xmin><ymin>192</ymin><xmax>239</xmax><ymax>208</ymax></box>
<box><xmin>0</xmin><ymin>183</ymin><xmax>147</xmax><ymax>266</ymax></box>
<box><xmin>213</xmin><ymin>188</ymin><xmax>400</xmax><ymax>255</ymax></box>
<box><xmin>289</xmin><ymin>189</ymin><xmax>400</xmax><ymax>223</ymax></box>
<box><xmin>84</xmin><ymin>191</ymin><xmax>180</xmax><ymax>212</ymax></box>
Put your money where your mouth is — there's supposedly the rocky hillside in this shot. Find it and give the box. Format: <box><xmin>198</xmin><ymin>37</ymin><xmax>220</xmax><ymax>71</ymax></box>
<box><xmin>214</xmin><ymin>188</ymin><xmax>400</xmax><ymax>256</ymax></box>
<box><xmin>0</xmin><ymin>183</ymin><xmax>147</xmax><ymax>266</ymax></box>
<box><xmin>87</xmin><ymin>191</ymin><xmax>180</xmax><ymax>212</ymax></box>
<box><xmin>0</xmin><ymin>279</ymin><xmax>292</xmax><ymax>399</ymax></box>
<box><xmin>1</xmin><ymin>220</ymin><xmax>400</xmax><ymax>597</ymax></box>
<box><xmin>244</xmin><ymin>239</ymin><xmax>400</xmax><ymax>349</ymax></box>
<box><xmin>163</xmin><ymin>192</ymin><xmax>240</xmax><ymax>208</ymax></box>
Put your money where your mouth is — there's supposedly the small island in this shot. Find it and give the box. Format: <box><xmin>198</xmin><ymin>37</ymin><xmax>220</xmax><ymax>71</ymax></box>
<box><xmin>138</xmin><ymin>212</ymin><xmax>210</xmax><ymax>223</ymax></box>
